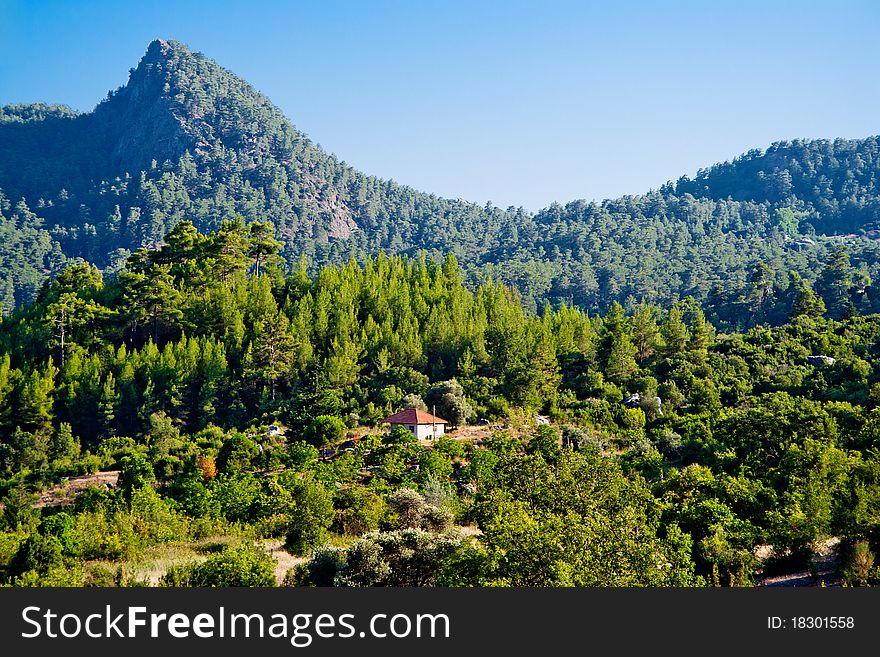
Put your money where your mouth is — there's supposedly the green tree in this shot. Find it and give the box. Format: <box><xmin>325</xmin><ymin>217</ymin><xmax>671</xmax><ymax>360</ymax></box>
<box><xmin>660</xmin><ymin>305</ymin><xmax>689</xmax><ymax>355</ymax></box>
<box><xmin>425</xmin><ymin>379</ymin><xmax>473</xmax><ymax>427</ymax></box>
<box><xmin>632</xmin><ymin>302</ymin><xmax>660</xmax><ymax>363</ymax></box>
<box><xmin>120</xmin><ymin>255</ymin><xmax>183</xmax><ymax>341</ymax></box>
<box><xmin>790</xmin><ymin>274</ymin><xmax>826</xmax><ymax>319</ymax></box>
<box><xmin>598</xmin><ymin>302</ymin><xmax>637</xmax><ymax>384</ymax></box>
<box><xmin>816</xmin><ymin>245</ymin><xmax>854</xmax><ymax>319</ymax></box>
<box><xmin>216</xmin><ymin>435</ymin><xmax>259</xmax><ymax>474</ymax></box>
<box><xmin>118</xmin><ymin>453</ymin><xmax>155</xmax><ymax>502</ymax></box>
<box><xmin>284</xmin><ymin>473</ymin><xmax>334</xmax><ymax>555</ymax></box>
<box><xmin>247</xmin><ymin>221</ymin><xmax>282</xmax><ymax>277</ymax></box>
<box><xmin>244</xmin><ymin>313</ymin><xmax>296</xmax><ymax>401</ymax></box>
<box><xmin>303</xmin><ymin>415</ymin><xmax>346</xmax><ymax>448</ymax></box>
<box><xmin>163</xmin><ymin>543</ymin><xmax>276</xmax><ymax>587</ymax></box>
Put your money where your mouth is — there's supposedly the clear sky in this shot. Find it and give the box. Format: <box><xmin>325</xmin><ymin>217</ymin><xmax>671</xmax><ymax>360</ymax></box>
<box><xmin>1</xmin><ymin>0</ymin><xmax>878</xmax><ymax>211</ymax></box>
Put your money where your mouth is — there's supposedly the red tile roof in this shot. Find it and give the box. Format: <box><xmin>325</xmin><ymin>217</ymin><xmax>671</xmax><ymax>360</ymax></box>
<box><xmin>381</xmin><ymin>408</ymin><xmax>448</xmax><ymax>425</ymax></box>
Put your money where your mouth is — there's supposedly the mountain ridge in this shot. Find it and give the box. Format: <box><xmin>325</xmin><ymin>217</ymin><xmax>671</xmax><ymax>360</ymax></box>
<box><xmin>3</xmin><ymin>38</ymin><xmax>880</xmax><ymax>325</ymax></box>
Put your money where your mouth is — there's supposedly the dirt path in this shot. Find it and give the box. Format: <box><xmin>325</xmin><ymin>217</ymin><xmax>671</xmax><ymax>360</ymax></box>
<box><xmin>35</xmin><ymin>470</ymin><xmax>119</xmax><ymax>508</ymax></box>
<box><xmin>757</xmin><ymin>538</ymin><xmax>841</xmax><ymax>587</ymax></box>
<box><xmin>263</xmin><ymin>539</ymin><xmax>308</xmax><ymax>584</ymax></box>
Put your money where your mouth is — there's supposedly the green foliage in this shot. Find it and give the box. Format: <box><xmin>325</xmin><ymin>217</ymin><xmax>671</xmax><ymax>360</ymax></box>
<box><xmin>284</xmin><ymin>473</ymin><xmax>334</xmax><ymax>555</ymax></box>
<box><xmin>473</xmin><ymin>449</ymin><xmax>701</xmax><ymax>586</ymax></box>
<box><xmin>162</xmin><ymin>543</ymin><xmax>276</xmax><ymax>587</ymax></box>
<box><xmin>118</xmin><ymin>453</ymin><xmax>155</xmax><ymax>502</ymax></box>
<box><xmin>424</xmin><ymin>379</ymin><xmax>473</xmax><ymax>427</ymax></box>
<box><xmin>332</xmin><ymin>529</ymin><xmax>468</xmax><ymax>587</ymax></box>
<box><xmin>303</xmin><ymin>415</ymin><xmax>346</xmax><ymax>448</ymax></box>
<box><xmin>216</xmin><ymin>435</ymin><xmax>258</xmax><ymax>474</ymax></box>
<box><xmin>6</xmin><ymin>215</ymin><xmax>880</xmax><ymax>587</ymax></box>
<box><xmin>333</xmin><ymin>485</ymin><xmax>386</xmax><ymax>536</ymax></box>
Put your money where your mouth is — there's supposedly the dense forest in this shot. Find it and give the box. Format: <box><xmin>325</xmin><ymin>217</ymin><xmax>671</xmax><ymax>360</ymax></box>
<box><xmin>4</xmin><ymin>39</ymin><xmax>880</xmax><ymax>325</ymax></box>
<box><xmin>1</xmin><ymin>221</ymin><xmax>880</xmax><ymax>587</ymax></box>
<box><xmin>3</xmin><ymin>38</ymin><xmax>880</xmax><ymax>588</ymax></box>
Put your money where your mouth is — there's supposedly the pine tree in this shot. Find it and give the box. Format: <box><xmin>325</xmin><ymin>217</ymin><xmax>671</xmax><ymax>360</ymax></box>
<box><xmin>816</xmin><ymin>245</ymin><xmax>854</xmax><ymax>319</ymax></box>
<box><xmin>631</xmin><ymin>303</ymin><xmax>660</xmax><ymax>363</ymax></box>
<box><xmin>248</xmin><ymin>221</ymin><xmax>283</xmax><ymax>277</ymax></box>
<box><xmin>17</xmin><ymin>365</ymin><xmax>57</xmax><ymax>433</ymax></box>
<box><xmin>688</xmin><ymin>307</ymin><xmax>712</xmax><ymax>357</ymax></box>
<box><xmin>98</xmin><ymin>374</ymin><xmax>117</xmax><ymax>438</ymax></box>
<box><xmin>245</xmin><ymin>313</ymin><xmax>296</xmax><ymax>401</ymax></box>
<box><xmin>0</xmin><ymin>354</ymin><xmax>17</xmax><ymax>433</ymax></box>
<box><xmin>660</xmin><ymin>305</ymin><xmax>689</xmax><ymax>356</ymax></box>
<box><xmin>120</xmin><ymin>256</ymin><xmax>183</xmax><ymax>342</ymax></box>
<box><xmin>209</xmin><ymin>218</ymin><xmax>251</xmax><ymax>283</ymax></box>
<box><xmin>49</xmin><ymin>422</ymin><xmax>80</xmax><ymax>462</ymax></box>
<box><xmin>599</xmin><ymin>302</ymin><xmax>637</xmax><ymax>384</ymax></box>
<box><xmin>790</xmin><ymin>275</ymin><xmax>826</xmax><ymax>319</ymax></box>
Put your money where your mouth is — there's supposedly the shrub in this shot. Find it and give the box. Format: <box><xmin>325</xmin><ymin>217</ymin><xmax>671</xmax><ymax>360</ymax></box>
<box><xmin>9</xmin><ymin>533</ymin><xmax>64</xmax><ymax>577</ymax></box>
<box><xmin>118</xmin><ymin>453</ymin><xmax>155</xmax><ymax>502</ymax></box>
<box><xmin>843</xmin><ymin>540</ymin><xmax>876</xmax><ymax>587</ymax></box>
<box><xmin>334</xmin><ymin>529</ymin><xmax>466</xmax><ymax>587</ymax></box>
<box><xmin>41</xmin><ymin>512</ymin><xmax>79</xmax><ymax>556</ymax></box>
<box><xmin>333</xmin><ymin>485</ymin><xmax>386</xmax><ymax>536</ymax></box>
<box><xmin>216</xmin><ymin>435</ymin><xmax>258</xmax><ymax>474</ymax></box>
<box><xmin>387</xmin><ymin>488</ymin><xmax>426</xmax><ymax>529</ymax></box>
<box><xmin>288</xmin><ymin>546</ymin><xmax>345</xmax><ymax>587</ymax></box>
<box><xmin>161</xmin><ymin>544</ymin><xmax>277</xmax><ymax>587</ymax></box>
<box><xmin>284</xmin><ymin>474</ymin><xmax>334</xmax><ymax>555</ymax></box>
<box><xmin>286</xmin><ymin>441</ymin><xmax>319</xmax><ymax>469</ymax></box>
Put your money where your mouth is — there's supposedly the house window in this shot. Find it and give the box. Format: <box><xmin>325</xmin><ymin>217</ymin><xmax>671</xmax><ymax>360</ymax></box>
<box><xmin>407</xmin><ymin>425</ymin><xmax>414</xmax><ymax>432</ymax></box>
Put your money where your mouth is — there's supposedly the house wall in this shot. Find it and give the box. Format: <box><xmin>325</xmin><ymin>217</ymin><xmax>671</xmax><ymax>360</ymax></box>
<box><xmin>412</xmin><ymin>423</ymin><xmax>445</xmax><ymax>440</ymax></box>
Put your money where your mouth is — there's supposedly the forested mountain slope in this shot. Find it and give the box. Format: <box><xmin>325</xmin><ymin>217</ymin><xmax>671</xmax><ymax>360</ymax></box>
<box><xmin>673</xmin><ymin>137</ymin><xmax>880</xmax><ymax>234</ymax></box>
<box><xmin>4</xmin><ymin>221</ymin><xmax>880</xmax><ymax>587</ymax></box>
<box><xmin>3</xmin><ymin>39</ymin><xmax>880</xmax><ymax>326</ymax></box>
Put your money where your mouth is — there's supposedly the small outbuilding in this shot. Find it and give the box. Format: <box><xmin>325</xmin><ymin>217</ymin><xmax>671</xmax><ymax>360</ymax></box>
<box><xmin>382</xmin><ymin>408</ymin><xmax>448</xmax><ymax>440</ymax></box>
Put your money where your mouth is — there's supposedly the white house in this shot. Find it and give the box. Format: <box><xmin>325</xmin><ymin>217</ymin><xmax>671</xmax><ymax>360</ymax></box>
<box><xmin>382</xmin><ymin>408</ymin><xmax>448</xmax><ymax>440</ymax></box>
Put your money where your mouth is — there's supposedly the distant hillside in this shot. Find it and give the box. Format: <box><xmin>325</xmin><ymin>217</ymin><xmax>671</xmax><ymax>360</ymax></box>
<box><xmin>2</xmin><ymin>38</ymin><xmax>880</xmax><ymax>326</ymax></box>
<box><xmin>673</xmin><ymin>137</ymin><xmax>880</xmax><ymax>234</ymax></box>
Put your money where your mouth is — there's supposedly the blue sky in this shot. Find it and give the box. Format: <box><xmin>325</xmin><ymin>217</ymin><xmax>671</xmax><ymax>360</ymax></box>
<box><xmin>1</xmin><ymin>0</ymin><xmax>878</xmax><ymax>211</ymax></box>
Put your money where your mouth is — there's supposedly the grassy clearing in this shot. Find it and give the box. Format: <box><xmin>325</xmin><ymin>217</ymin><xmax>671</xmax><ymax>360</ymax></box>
<box><xmin>84</xmin><ymin>533</ymin><xmax>245</xmax><ymax>586</ymax></box>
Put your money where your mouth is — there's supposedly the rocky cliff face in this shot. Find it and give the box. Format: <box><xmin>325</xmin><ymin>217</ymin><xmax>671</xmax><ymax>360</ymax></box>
<box><xmin>92</xmin><ymin>39</ymin><xmax>203</xmax><ymax>175</ymax></box>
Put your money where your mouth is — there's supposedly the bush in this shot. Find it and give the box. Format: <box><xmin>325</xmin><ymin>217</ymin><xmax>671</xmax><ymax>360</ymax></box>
<box><xmin>526</xmin><ymin>425</ymin><xmax>561</xmax><ymax>462</ymax></box>
<box><xmin>287</xmin><ymin>545</ymin><xmax>345</xmax><ymax>587</ymax></box>
<box><xmin>425</xmin><ymin>379</ymin><xmax>473</xmax><ymax>427</ymax></box>
<box><xmin>422</xmin><ymin>505</ymin><xmax>455</xmax><ymax>533</ymax></box>
<box><xmin>216</xmin><ymin>435</ymin><xmax>258</xmax><ymax>474</ymax></box>
<box><xmin>843</xmin><ymin>540</ymin><xmax>876</xmax><ymax>587</ymax></box>
<box><xmin>14</xmin><ymin>564</ymin><xmax>84</xmax><ymax>587</ymax></box>
<box><xmin>284</xmin><ymin>474</ymin><xmax>334</xmax><ymax>555</ymax></box>
<box><xmin>387</xmin><ymin>488</ymin><xmax>426</xmax><ymax>529</ymax></box>
<box><xmin>96</xmin><ymin>436</ymin><xmax>139</xmax><ymax>468</ymax></box>
<box><xmin>334</xmin><ymin>529</ymin><xmax>467</xmax><ymax>587</ymax></box>
<box><xmin>118</xmin><ymin>453</ymin><xmax>155</xmax><ymax>502</ymax></box>
<box><xmin>333</xmin><ymin>485</ymin><xmax>386</xmax><ymax>536</ymax></box>
<box><xmin>561</xmin><ymin>425</ymin><xmax>607</xmax><ymax>452</ymax></box>
<box><xmin>386</xmin><ymin>488</ymin><xmax>453</xmax><ymax>533</ymax></box>
<box><xmin>210</xmin><ymin>472</ymin><xmax>262</xmax><ymax>522</ymax></box>
<box><xmin>41</xmin><ymin>512</ymin><xmax>79</xmax><ymax>556</ymax></box>
<box><xmin>162</xmin><ymin>544</ymin><xmax>276</xmax><ymax>587</ymax></box>
<box><xmin>171</xmin><ymin>476</ymin><xmax>221</xmax><ymax>518</ymax></box>
<box><xmin>9</xmin><ymin>533</ymin><xmax>64</xmax><ymax>577</ymax></box>
<box><xmin>286</xmin><ymin>440</ymin><xmax>319</xmax><ymax>469</ymax></box>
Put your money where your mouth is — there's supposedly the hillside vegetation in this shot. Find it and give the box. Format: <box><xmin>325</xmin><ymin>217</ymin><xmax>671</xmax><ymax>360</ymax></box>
<box><xmin>2</xmin><ymin>222</ymin><xmax>880</xmax><ymax>586</ymax></box>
